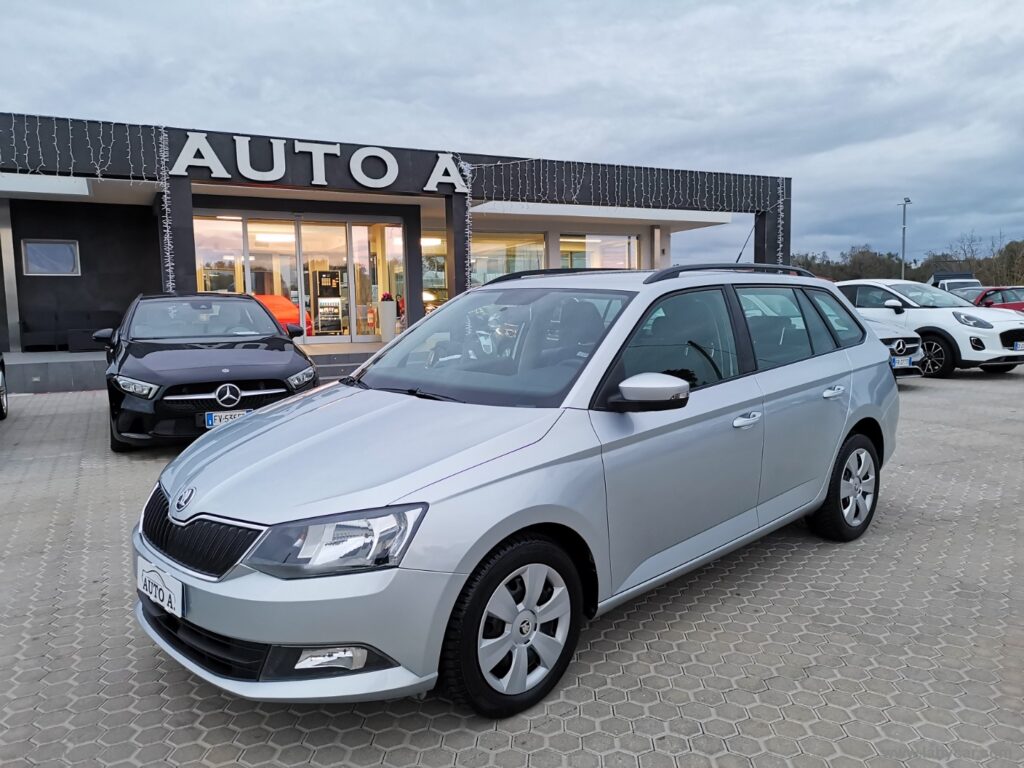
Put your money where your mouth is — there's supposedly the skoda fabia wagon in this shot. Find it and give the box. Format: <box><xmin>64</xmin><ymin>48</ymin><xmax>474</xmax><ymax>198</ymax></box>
<box><xmin>133</xmin><ymin>264</ymin><xmax>899</xmax><ymax>717</ymax></box>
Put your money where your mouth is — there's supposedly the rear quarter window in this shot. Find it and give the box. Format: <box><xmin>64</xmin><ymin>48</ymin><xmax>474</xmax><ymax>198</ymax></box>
<box><xmin>807</xmin><ymin>289</ymin><xmax>865</xmax><ymax>347</ymax></box>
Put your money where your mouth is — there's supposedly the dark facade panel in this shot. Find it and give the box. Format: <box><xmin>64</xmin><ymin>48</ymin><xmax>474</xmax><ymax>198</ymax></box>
<box><xmin>11</xmin><ymin>200</ymin><xmax>161</xmax><ymax>349</ymax></box>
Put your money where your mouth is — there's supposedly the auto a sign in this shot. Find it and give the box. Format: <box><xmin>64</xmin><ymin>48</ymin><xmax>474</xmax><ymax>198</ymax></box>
<box><xmin>169</xmin><ymin>131</ymin><xmax>469</xmax><ymax>194</ymax></box>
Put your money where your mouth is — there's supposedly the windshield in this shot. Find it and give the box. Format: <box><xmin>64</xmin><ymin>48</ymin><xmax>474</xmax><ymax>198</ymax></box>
<box><xmin>355</xmin><ymin>287</ymin><xmax>633</xmax><ymax>407</ymax></box>
<box><xmin>889</xmin><ymin>283</ymin><xmax>974</xmax><ymax>308</ymax></box>
<box><xmin>952</xmin><ymin>287</ymin><xmax>983</xmax><ymax>301</ymax></box>
<box><xmin>129</xmin><ymin>298</ymin><xmax>281</xmax><ymax>340</ymax></box>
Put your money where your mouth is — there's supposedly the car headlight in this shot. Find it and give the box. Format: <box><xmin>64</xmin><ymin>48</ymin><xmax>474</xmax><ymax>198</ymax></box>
<box><xmin>244</xmin><ymin>504</ymin><xmax>426</xmax><ymax>578</ymax></box>
<box><xmin>952</xmin><ymin>312</ymin><xmax>993</xmax><ymax>329</ymax></box>
<box><xmin>115</xmin><ymin>375</ymin><xmax>158</xmax><ymax>399</ymax></box>
<box><xmin>287</xmin><ymin>365</ymin><xmax>316</xmax><ymax>390</ymax></box>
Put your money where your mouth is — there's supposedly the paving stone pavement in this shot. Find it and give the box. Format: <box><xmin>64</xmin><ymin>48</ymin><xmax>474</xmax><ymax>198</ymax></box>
<box><xmin>0</xmin><ymin>372</ymin><xmax>1022</xmax><ymax>768</ymax></box>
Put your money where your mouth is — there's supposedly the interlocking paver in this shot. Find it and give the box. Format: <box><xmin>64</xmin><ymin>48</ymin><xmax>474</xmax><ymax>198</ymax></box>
<box><xmin>1</xmin><ymin>371</ymin><xmax>1023</xmax><ymax>766</ymax></box>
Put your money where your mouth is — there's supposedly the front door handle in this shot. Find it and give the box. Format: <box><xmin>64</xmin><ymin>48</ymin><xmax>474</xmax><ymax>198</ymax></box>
<box><xmin>733</xmin><ymin>411</ymin><xmax>762</xmax><ymax>429</ymax></box>
<box><xmin>823</xmin><ymin>385</ymin><xmax>846</xmax><ymax>399</ymax></box>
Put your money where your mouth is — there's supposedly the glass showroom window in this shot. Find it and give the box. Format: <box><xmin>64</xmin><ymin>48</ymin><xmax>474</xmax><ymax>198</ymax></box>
<box><xmin>22</xmin><ymin>240</ymin><xmax>80</xmax><ymax>276</ymax></box>
<box><xmin>560</xmin><ymin>234</ymin><xmax>638</xmax><ymax>269</ymax></box>
<box><xmin>421</xmin><ymin>232</ymin><xmax>448</xmax><ymax>311</ymax></box>
<box><xmin>194</xmin><ymin>216</ymin><xmax>244</xmax><ymax>292</ymax></box>
<box><xmin>471</xmin><ymin>233</ymin><xmax>545</xmax><ymax>286</ymax></box>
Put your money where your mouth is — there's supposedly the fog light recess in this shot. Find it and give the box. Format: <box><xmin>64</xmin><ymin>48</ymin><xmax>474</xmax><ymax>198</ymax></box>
<box><xmin>970</xmin><ymin>337</ymin><xmax>985</xmax><ymax>350</ymax></box>
<box><xmin>295</xmin><ymin>646</ymin><xmax>368</xmax><ymax>671</ymax></box>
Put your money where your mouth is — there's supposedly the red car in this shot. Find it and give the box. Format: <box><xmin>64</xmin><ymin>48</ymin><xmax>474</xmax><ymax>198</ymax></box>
<box><xmin>957</xmin><ymin>286</ymin><xmax>1024</xmax><ymax>311</ymax></box>
<box><xmin>253</xmin><ymin>294</ymin><xmax>314</xmax><ymax>336</ymax></box>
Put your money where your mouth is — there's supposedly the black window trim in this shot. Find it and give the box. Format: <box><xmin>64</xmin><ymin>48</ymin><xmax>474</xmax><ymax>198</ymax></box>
<box><xmin>589</xmin><ymin>285</ymin><xmax>755</xmax><ymax>411</ymax></box>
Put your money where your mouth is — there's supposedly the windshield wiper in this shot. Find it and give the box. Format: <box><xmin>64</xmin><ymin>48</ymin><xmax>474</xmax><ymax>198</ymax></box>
<box><xmin>339</xmin><ymin>375</ymin><xmax>369</xmax><ymax>389</ymax></box>
<box><xmin>375</xmin><ymin>386</ymin><xmax>464</xmax><ymax>403</ymax></box>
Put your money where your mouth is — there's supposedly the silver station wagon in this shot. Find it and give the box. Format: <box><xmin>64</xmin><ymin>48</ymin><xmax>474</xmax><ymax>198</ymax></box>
<box><xmin>133</xmin><ymin>264</ymin><xmax>899</xmax><ymax>717</ymax></box>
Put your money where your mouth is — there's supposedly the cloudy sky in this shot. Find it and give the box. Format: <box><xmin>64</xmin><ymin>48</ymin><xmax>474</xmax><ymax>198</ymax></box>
<box><xmin>2</xmin><ymin>0</ymin><xmax>1022</xmax><ymax>263</ymax></box>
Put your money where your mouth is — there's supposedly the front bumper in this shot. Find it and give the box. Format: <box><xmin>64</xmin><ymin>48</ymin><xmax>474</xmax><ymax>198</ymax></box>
<box><xmin>132</xmin><ymin>528</ymin><xmax>462</xmax><ymax>703</ymax></box>
<box><xmin>949</xmin><ymin>325</ymin><xmax>1024</xmax><ymax>366</ymax></box>
<box><xmin>111</xmin><ymin>384</ymin><xmax>312</xmax><ymax>446</ymax></box>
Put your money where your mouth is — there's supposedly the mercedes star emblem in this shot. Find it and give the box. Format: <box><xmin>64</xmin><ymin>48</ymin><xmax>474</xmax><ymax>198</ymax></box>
<box><xmin>214</xmin><ymin>383</ymin><xmax>242</xmax><ymax>408</ymax></box>
<box><xmin>893</xmin><ymin>339</ymin><xmax>906</xmax><ymax>355</ymax></box>
<box><xmin>175</xmin><ymin>487</ymin><xmax>196</xmax><ymax>512</ymax></box>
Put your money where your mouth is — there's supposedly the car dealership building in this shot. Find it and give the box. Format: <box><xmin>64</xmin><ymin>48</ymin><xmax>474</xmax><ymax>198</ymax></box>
<box><xmin>0</xmin><ymin>112</ymin><xmax>791</xmax><ymax>366</ymax></box>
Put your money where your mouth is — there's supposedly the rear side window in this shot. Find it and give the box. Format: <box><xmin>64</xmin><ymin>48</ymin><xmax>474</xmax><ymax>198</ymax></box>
<box><xmin>807</xmin><ymin>290</ymin><xmax>865</xmax><ymax>347</ymax></box>
<box><xmin>737</xmin><ymin>287</ymin><xmax>815</xmax><ymax>369</ymax></box>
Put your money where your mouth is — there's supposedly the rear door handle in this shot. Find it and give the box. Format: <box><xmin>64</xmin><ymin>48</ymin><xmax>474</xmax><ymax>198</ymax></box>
<box><xmin>823</xmin><ymin>385</ymin><xmax>846</xmax><ymax>399</ymax></box>
<box><xmin>733</xmin><ymin>411</ymin><xmax>762</xmax><ymax>429</ymax></box>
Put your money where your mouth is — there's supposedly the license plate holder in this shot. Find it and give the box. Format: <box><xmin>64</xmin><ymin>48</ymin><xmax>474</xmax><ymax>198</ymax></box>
<box><xmin>205</xmin><ymin>410</ymin><xmax>251</xmax><ymax>428</ymax></box>
<box><xmin>890</xmin><ymin>356</ymin><xmax>911</xmax><ymax>368</ymax></box>
<box><xmin>1014</xmin><ymin>341</ymin><xmax>1024</xmax><ymax>351</ymax></box>
<box><xmin>137</xmin><ymin>556</ymin><xmax>184</xmax><ymax>618</ymax></box>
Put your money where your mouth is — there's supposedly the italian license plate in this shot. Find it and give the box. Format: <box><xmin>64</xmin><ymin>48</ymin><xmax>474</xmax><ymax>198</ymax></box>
<box><xmin>1014</xmin><ymin>342</ymin><xmax>1024</xmax><ymax>351</ymax></box>
<box><xmin>205</xmin><ymin>410</ymin><xmax>251</xmax><ymax>428</ymax></box>
<box><xmin>891</xmin><ymin>356</ymin><xmax>911</xmax><ymax>368</ymax></box>
<box><xmin>137</xmin><ymin>556</ymin><xmax>184</xmax><ymax>618</ymax></box>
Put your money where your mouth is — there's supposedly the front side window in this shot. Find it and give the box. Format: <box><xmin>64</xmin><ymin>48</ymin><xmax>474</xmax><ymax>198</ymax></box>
<box><xmin>807</xmin><ymin>290</ymin><xmax>865</xmax><ymax>347</ymax></box>
<box><xmin>129</xmin><ymin>298</ymin><xmax>281</xmax><ymax>340</ymax></box>
<box><xmin>737</xmin><ymin>287</ymin><xmax>815</xmax><ymax>368</ymax></box>
<box><xmin>607</xmin><ymin>288</ymin><xmax>741</xmax><ymax>392</ymax></box>
<box><xmin>22</xmin><ymin>240</ymin><xmax>80</xmax><ymax>276</ymax></box>
<box><xmin>356</xmin><ymin>288</ymin><xmax>632</xmax><ymax>407</ymax></box>
<box><xmin>854</xmin><ymin>285</ymin><xmax>899</xmax><ymax>308</ymax></box>
<box><xmin>889</xmin><ymin>282</ymin><xmax>973</xmax><ymax>308</ymax></box>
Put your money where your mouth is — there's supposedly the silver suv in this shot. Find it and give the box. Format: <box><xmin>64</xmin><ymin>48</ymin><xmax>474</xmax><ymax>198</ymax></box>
<box><xmin>133</xmin><ymin>265</ymin><xmax>899</xmax><ymax>717</ymax></box>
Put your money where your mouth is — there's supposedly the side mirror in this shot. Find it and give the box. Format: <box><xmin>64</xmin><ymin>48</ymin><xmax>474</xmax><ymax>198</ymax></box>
<box><xmin>285</xmin><ymin>323</ymin><xmax>304</xmax><ymax>339</ymax></box>
<box><xmin>982</xmin><ymin>300</ymin><xmax>995</xmax><ymax>307</ymax></box>
<box><xmin>607</xmin><ymin>373</ymin><xmax>690</xmax><ymax>412</ymax></box>
<box><xmin>883</xmin><ymin>299</ymin><xmax>905</xmax><ymax>315</ymax></box>
<box><xmin>92</xmin><ymin>328</ymin><xmax>114</xmax><ymax>344</ymax></box>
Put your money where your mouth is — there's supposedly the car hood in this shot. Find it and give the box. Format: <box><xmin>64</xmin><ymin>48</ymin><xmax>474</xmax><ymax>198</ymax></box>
<box><xmin>960</xmin><ymin>307</ymin><xmax>1024</xmax><ymax>325</ymax></box>
<box><xmin>118</xmin><ymin>336</ymin><xmax>309</xmax><ymax>386</ymax></box>
<box><xmin>158</xmin><ymin>384</ymin><xmax>562</xmax><ymax>527</ymax></box>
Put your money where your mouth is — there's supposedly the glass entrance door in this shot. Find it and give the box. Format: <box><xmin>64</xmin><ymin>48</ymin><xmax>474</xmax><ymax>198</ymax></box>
<box><xmin>194</xmin><ymin>214</ymin><xmax>404</xmax><ymax>343</ymax></box>
<box><xmin>300</xmin><ymin>222</ymin><xmax>350</xmax><ymax>339</ymax></box>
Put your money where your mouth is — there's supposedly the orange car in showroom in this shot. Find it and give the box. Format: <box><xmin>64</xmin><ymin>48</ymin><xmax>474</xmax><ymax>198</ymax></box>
<box><xmin>254</xmin><ymin>294</ymin><xmax>313</xmax><ymax>336</ymax></box>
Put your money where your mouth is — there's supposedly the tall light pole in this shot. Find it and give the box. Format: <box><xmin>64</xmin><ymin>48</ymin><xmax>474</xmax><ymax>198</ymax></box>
<box><xmin>898</xmin><ymin>197</ymin><xmax>912</xmax><ymax>280</ymax></box>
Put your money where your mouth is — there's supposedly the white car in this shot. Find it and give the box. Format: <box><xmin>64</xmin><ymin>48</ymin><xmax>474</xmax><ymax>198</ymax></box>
<box><xmin>838</xmin><ymin>279</ymin><xmax>1024</xmax><ymax>377</ymax></box>
<box><xmin>861</xmin><ymin>317</ymin><xmax>923</xmax><ymax>377</ymax></box>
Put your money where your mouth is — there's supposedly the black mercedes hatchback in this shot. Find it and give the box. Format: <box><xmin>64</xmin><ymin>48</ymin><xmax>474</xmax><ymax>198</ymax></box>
<box><xmin>94</xmin><ymin>293</ymin><xmax>318</xmax><ymax>452</ymax></box>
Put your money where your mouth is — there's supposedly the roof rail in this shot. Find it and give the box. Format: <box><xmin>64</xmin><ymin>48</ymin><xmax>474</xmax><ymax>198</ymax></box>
<box><xmin>484</xmin><ymin>268</ymin><xmax>624</xmax><ymax>285</ymax></box>
<box><xmin>643</xmin><ymin>263</ymin><xmax>815</xmax><ymax>284</ymax></box>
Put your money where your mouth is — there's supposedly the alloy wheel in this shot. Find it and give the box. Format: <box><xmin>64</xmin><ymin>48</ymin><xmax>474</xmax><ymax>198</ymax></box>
<box><xmin>839</xmin><ymin>448</ymin><xmax>876</xmax><ymax>526</ymax></box>
<box><xmin>477</xmin><ymin>563</ymin><xmax>572</xmax><ymax>695</ymax></box>
<box><xmin>920</xmin><ymin>340</ymin><xmax>945</xmax><ymax>375</ymax></box>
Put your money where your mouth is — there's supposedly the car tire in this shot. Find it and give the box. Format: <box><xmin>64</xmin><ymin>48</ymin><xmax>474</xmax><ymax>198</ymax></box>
<box><xmin>807</xmin><ymin>434</ymin><xmax>880</xmax><ymax>542</ymax></box>
<box><xmin>109</xmin><ymin>420</ymin><xmax>133</xmax><ymax>453</ymax></box>
<box><xmin>980</xmin><ymin>364</ymin><xmax>1017</xmax><ymax>374</ymax></box>
<box><xmin>919</xmin><ymin>335</ymin><xmax>955</xmax><ymax>378</ymax></box>
<box><xmin>0</xmin><ymin>368</ymin><xmax>8</xmax><ymax>420</ymax></box>
<box><xmin>439</xmin><ymin>535</ymin><xmax>583</xmax><ymax>718</ymax></box>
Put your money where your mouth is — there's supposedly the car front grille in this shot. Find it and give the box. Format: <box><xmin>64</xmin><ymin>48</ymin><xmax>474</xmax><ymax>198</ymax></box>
<box><xmin>140</xmin><ymin>597</ymin><xmax>269</xmax><ymax>680</ymax></box>
<box><xmin>159</xmin><ymin>380</ymin><xmax>290</xmax><ymax>414</ymax></box>
<box><xmin>141</xmin><ymin>487</ymin><xmax>263</xmax><ymax>578</ymax></box>
<box><xmin>999</xmin><ymin>329</ymin><xmax>1024</xmax><ymax>348</ymax></box>
<box><xmin>158</xmin><ymin>392</ymin><xmax>289</xmax><ymax>414</ymax></box>
<box><xmin>879</xmin><ymin>338</ymin><xmax>920</xmax><ymax>356</ymax></box>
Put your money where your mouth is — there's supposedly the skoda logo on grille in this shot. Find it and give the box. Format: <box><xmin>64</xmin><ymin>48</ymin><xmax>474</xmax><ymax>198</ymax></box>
<box><xmin>214</xmin><ymin>383</ymin><xmax>242</xmax><ymax>408</ymax></box>
<box><xmin>174</xmin><ymin>487</ymin><xmax>195</xmax><ymax>512</ymax></box>
<box><xmin>893</xmin><ymin>339</ymin><xmax>906</xmax><ymax>355</ymax></box>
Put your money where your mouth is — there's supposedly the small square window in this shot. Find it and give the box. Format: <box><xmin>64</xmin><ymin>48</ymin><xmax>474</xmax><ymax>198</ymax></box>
<box><xmin>22</xmin><ymin>240</ymin><xmax>81</xmax><ymax>276</ymax></box>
